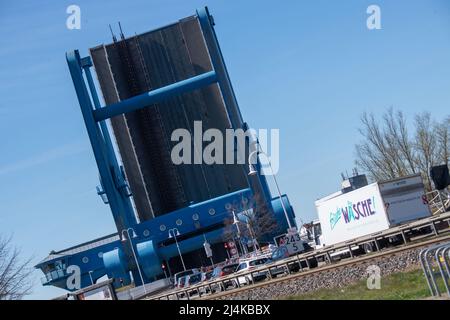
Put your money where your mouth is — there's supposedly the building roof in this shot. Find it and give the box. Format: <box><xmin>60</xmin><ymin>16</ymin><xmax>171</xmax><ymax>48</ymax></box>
<box><xmin>35</xmin><ymin>233</ymin><xmax>119</xmax><ymax>267</ymax></box>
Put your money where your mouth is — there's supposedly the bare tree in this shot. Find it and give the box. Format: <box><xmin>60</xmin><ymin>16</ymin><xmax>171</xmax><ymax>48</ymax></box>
<box><xmin>221</xmin><ymin>217</ymin><xmax>237</xmax><ymax>244</ymax></box>
<box><xmin>248</xmin><ymin>192</ymin><xmax>281</xmax><ymax>241</ymax></box>
<box><xmin>0</xmin><ymin>235</ymin><xmax>34</xmax><ymax>300</ymax></box>
<box><xmin>355</xmin><ymin>108</ymin><xmax>450</xmax><ymax>191</ymax></box>
<box><xmin>435</xmin><ymin>116</ymin><xmax>450</xmax><ymax>165</ymax></box>
<box><xmin>414</xmin><ymin>112</ymin><xmax>437</xmax><ymax>190</ymax></box>
<box><xmin>355</xmin><ymin>108</ymin><xmax>416</xmax><ymax>181</ymax></box>
<box><xmin>221</xmin><ymin>193</ymin><xmax>281</xmax><ymax>248</ymax></box>
<box><xmin>245</xmin><ymin>208</ymin><xmax>280</xmax><ymax>244</ymax></box>
<box><xmin>384</xmin><ymin>109</ymin><xmax>417</xmax><ymax>175</ymax></box>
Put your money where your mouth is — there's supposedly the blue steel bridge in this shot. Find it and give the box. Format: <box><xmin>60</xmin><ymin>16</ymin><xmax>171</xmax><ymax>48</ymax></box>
<box><xmin>36</xmin><ymin>7</ymin><xmax>296</xmax><ymax>291</ymax></box>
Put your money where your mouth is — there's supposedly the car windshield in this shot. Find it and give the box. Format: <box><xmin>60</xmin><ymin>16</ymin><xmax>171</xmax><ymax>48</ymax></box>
<box><xmin>175</xmin><ymin>269</ymin><xmax>195</xmax><ymax>281</ymax></box>
<box><xmin>177</xmin><ymin>276</ymin><xmax>188</xmax><ymax>286</ymax></box>
<box><xmin>212</xmin><ymin>267</ymin><xmax>222</xmax><ymax>277</ymax></box>
<box><xmin>236</xmin><ymin>263</ymin><xmax>247</xmax><ymax>271</ymax></box>
<box><xmin>189</xmin><ymin>274</ymin><xmax>202</xmax><ymax>284</ymax></box>
<box><xmin>249</xmin><ymin>258</ymin><xmax>267</xmax><ymax>266</ymax></box>
<box><xmin>222</xmin><ymin>264</ymin><xmax>239</xmax><ymax>273</ymax></box>
<box><xmin>271</xmin><ymin>247</ymin><xmax>287</xmax><ymax>260</ymax></box>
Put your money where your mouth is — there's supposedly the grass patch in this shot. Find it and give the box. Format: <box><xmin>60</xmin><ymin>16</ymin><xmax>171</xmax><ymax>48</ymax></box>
<box><xmin>283</xmin><ymin>268</ymin><xmax>441</xmax><ymax>300</ymax></box>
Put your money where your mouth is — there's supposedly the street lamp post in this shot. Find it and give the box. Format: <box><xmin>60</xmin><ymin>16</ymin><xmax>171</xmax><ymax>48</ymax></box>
<box><xmin>233</xmin><ymin>211</ymin><xmax>247</xmax><ymax>256</ymax></box>
<box><xmin>169</xmin><ymin>228</ymin><xmax>186</xmax><ymax>271</ymax></box>
<box><xmin>246</xmin><ymin>219</ymin><xmax>260</xmax><ymax>253</ymax></box>
<box><xmin>240</xmin><ymin>206</ymin><xmax>261</xmax><ymax>254</ymax></box>
<box><xmin>248</xmin><ymin>149</ymin><xmax>294</xmax><ymax>233</ymax></box>
<box><xmin>121</xmin><ymin>228</ymin><xmax>147</xmax><ymax>294</ymax></box>
<box><xmin>203</xmin><ymin>234</ymin><xmax>214</xmax><ymax>266</ymax></box>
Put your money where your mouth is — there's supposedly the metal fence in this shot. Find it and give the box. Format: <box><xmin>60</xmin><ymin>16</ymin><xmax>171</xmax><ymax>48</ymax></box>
<box><xmin>151</xmin><ymin>255</ymin><xmax>315</xmax><ymax>300</ymax></box>
<box><xmin>149</xmin><ymin>211</ymin><xmax>450</xmax><ymax>300</ymax></box>
<box><xmin>420</xmin><ymin>241</ymin><xmax>450</xmax><ymax>297</ymax></box>
<box><xmin>426</xmin><ymin>189</ymin><xmax>450</xmax><ymax>215</ymax></box>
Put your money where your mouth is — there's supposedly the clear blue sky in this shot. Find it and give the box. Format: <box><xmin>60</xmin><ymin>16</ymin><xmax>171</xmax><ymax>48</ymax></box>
<box><xmin>1</xmin><ymin>0</ymin><xmax>449</xmax><ymax>299</ymax></box>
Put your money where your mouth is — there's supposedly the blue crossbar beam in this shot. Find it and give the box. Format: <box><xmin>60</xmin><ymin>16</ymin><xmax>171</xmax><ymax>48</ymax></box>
<box><xmin>93</xmin><ymin>70</ymin><xmax>218</xmax><ymax>122</ymax></box>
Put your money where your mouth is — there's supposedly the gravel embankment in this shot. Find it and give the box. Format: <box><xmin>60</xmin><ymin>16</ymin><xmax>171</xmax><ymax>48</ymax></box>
<box><xmin>214</xmin><ymin>246</ymin><xmax>425</xmax><ymax>300</ymax></box>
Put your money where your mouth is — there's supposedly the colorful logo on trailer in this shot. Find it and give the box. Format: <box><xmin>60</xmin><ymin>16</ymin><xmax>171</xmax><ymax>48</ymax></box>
<box><xmin>329</xmin><ymin>197</ymin><xmax>377</xmax><ymax>230</ymax></box>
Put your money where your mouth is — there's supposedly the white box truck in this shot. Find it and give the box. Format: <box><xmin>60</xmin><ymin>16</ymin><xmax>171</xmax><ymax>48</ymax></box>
<box><xmin>315</xmin><ymin>174</ymin><xmax>431</xmax><ymax>248</ymax></box>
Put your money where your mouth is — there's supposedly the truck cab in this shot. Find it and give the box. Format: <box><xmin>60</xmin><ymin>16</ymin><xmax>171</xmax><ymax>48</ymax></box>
<box><xmin>300</xmin><ymin>220</ymin><xmax>324</xmax><ymax>249</ymax></box>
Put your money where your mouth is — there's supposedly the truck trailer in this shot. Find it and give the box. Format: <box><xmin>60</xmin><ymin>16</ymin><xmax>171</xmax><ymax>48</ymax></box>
<box><xmin>313</xmin><ymin>174</ymin><xmax>431</xmax><ymax>254</ymax></box>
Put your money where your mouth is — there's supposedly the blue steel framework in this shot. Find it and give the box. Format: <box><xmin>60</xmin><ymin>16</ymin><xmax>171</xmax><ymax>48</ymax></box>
<box><xmin>35</xmin><ymin>7</ymin><xmax>297</xmax><ymax>291</ymax></box>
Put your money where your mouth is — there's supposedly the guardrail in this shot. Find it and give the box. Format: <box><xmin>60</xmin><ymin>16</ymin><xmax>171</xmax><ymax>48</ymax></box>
<box><xmin>420</xmin><ymin>241</ymin><xmax>450</xmax><ymax>297</ymax></box>
<box><xmin>149</xmin><ymin>210</ymin><xmax>450</xmax><ymax>300</ymax></box>
<box><xmin>426</xmin><ymin>189</ymin><xmax>450</xmax><ymax>215</ymax></box>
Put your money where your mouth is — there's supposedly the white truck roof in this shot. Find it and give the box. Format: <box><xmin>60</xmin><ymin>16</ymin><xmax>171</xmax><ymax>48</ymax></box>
<box><xmin>315</xmin><ymin>190</ymin><xmax>343</xmax><ymax>206</ymax></box>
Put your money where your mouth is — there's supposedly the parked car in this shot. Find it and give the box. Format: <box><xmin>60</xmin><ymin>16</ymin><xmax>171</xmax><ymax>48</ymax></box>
<box><xmin>186</xmin><ymin>273</ymin><xmax>203</xmax><ymax>287</ymax></box>
<box><xmin>206</xmin><ymin>263</ymin><xmax>240</xmax><ymax>292</ymax></box>
<box><xmin>210</xmin><ymin>266</ymin><xmax>223</xmax><ymax>279</ymax></box>
<box><xmin>221</xmin><ymin>263</ymin><xmax>242</xmax><ymax>288</ymax></box>
<box><xmin>205</xmin><ymin>267</ymin><xmax>225</xmax><ymax>293</ymax></box>
<box><xmin>174</xmin><ymin>268</ymin><xmax>199</xmax><ymax>289</ymax></box>
<box><xmin>266</xmin><ymin>246</ymin><xmax>299</xmax><ymax>276</ymax></box>
<box><xmin>220</xmin><ymin>263</ymin><xmax>239</xmax><ymax>276</ymax></box>
<box><xmin>234</xmin><ymin>257</ymin><xmax>270</xmax><ymax>286</ymax></box>
<box><xmin>176</xmin><ymin>275</ymin><xmax>190</xmax><ymax>290</ymax></box>
<box><xmin>197</xmin><ymin>270</ymin><xmax>215</xmax><ymax>295</ymax></box>
<box><xmin>183</xmin><ymin>272</ymin><xmax>204</xmax><ymax>297</ymax></box>
<box><xmin>269</xmin><ymin>244</ymin><xmax>318</xmax><ymax>270</ymax></box>
<box><xmin>201</xmin><ymin>270</ymin><xmax>214</xmax><ymax>282</ymax></box>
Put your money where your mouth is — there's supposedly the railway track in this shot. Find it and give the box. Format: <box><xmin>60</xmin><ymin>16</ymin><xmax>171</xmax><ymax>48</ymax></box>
<box><xmin>147</xmin><ymin>211</ymin><xmax>450</xmax><ymax>300</ymax></box>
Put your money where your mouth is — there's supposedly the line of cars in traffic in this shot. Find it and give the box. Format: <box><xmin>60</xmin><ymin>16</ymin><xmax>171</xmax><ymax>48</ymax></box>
<box><xmin>171</xmin><ymin>245</ymin><xmax>318</xmax><ymax>297</ymax></box>
<box><xmin>173</xmin><ymin>262</ymin><xmax>240</xmax><ymax>296</ymax></box>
